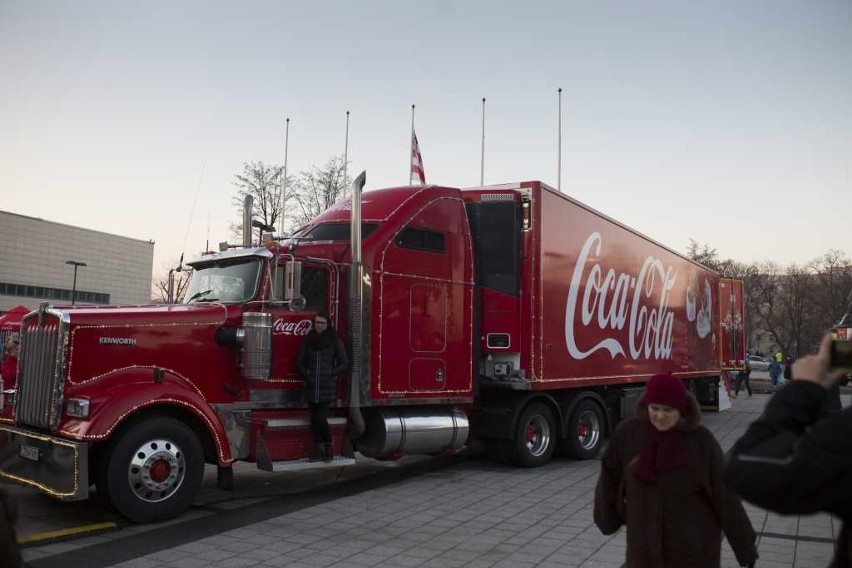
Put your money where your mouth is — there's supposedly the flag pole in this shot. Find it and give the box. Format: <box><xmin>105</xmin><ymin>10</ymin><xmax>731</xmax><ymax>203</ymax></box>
<box><xmin>480</xmin><ymin>97</ymin><xmax>486</xmax><ymax>186</ymax></box>
<box><xmin>280</xmin><ymin>117</ymin><xmax>290</xmax><ymax>236</ymax></box>
<box><xmin>343</xmin><ymin>110</ymin><xmax>350</xmax><ymax>184</ymax></box>
<box><xmin>558</xmin><ymin>87</ymin><xmax>562</xmax><ymax>193</ymax></box>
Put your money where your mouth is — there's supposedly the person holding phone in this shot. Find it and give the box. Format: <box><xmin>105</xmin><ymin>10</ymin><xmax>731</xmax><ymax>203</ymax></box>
<box><xmin>726</xmin><ymin>335</ymin><xmax>852</xmax><ymax>568</ymax></box>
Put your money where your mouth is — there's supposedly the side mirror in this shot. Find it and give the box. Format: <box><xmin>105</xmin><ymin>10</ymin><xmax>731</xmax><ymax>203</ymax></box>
<box><xmin>283</xmin><ymin>260</ymin><xmax>302</xmax><ymax>305</ymax></box>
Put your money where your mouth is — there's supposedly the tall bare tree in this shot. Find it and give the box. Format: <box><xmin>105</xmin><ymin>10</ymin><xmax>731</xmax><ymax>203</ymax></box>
<box><xmin>809</xmin><ymin>250</ymin><xmax>852</xmax><ymax>327</ymax></box>
<box><xmin>231</xmin><ymin>161</ymin><xmax>290</xmax><ymax>239</ymax></box>
<box><xmin>283</xmin><ymin>156</ymin><xmax>351</xmax><ymax>233</ymax></box>
<box><xmin>687</xmin><ymin>241</ymin><xmax>852</xmax><ymax>358</ymax></box>
<box><xmin>152</xmin><ymin>270</ymin><xmax>193</xmax><ymax>303</ymax></box>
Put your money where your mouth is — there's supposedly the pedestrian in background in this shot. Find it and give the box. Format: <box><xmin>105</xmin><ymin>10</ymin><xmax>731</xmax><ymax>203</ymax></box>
<box><xmin>297</xmin><ymin>312</ymin><xmax>348</xmax><ymax>462</ymax></box>
<box><xmin>594</xmin><ymin>372</ymin><xmax>758</xmax><ymax>567</ymax></box>
<box><xmin>726</xmin><ymin>335</ymin><xmax>852</xmax><ymax>568</ymax></box>
<box><xmin>768</xmin><ymin>358</ymin><xmax>782</xmax><ymax>388</ymax></box>
<box><xmin>733</xmin><ymin>357</ymin><xmax>752</xmax><ymax>398</ymax></box>
<box><xmin>0</xmin><ymin>335</ymin><xmax>19</xmax><ymax>390</ymax></box>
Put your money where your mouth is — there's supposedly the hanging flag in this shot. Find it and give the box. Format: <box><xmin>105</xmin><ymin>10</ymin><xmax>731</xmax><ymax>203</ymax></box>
<box><xmin>410</xmin><ymin>130</ymin><xmax>426</xmax><ymax>185</ymax></box>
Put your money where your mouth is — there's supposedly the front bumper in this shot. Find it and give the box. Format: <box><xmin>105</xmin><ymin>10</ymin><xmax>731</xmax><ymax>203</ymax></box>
<box><xmin>0</xmin><ymin>424</ymin><xmax>89</xmax><ymax>500</ymax></box>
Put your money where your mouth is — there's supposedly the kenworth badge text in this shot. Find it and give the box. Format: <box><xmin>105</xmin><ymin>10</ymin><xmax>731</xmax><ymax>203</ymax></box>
<box><xmin>0</xmin><ymin>176</ymin><xmax>746</xmax><ymax>522</ymax></box>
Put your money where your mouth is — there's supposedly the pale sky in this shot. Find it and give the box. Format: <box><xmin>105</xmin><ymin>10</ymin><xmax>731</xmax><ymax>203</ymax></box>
<box><xmin>1</xmin><ymin>1</ymin><xmax>850</xmax><ymax>278</ymax></box>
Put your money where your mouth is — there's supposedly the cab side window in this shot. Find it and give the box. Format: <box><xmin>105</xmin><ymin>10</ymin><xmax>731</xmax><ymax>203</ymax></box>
<box><xmin>396</xmin><ymin>227</ymin><xmax>445</xmax><ymax>253</ymax></box>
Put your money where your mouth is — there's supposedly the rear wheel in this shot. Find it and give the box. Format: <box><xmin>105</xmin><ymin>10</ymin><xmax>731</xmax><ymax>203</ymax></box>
<box><xmin>506</xmin><ymin>403</ymin><xmax>555</xmax><ymax>468</ymax></box>
<box><xmin>98</xmin><ymin>417</ymin><xmax>204</xmax><ymax>523</ymax></box>
<box><xmin>563</xmin><ymin>399</ymin><xmax>605</xmax><ymax>459</ymax></box>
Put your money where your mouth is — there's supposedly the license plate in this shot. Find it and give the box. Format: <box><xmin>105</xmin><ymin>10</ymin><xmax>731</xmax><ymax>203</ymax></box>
<box><xmin>19</xmin><ymin>444</ymin><xmax>39</xmax><ymax>462</ymax></box>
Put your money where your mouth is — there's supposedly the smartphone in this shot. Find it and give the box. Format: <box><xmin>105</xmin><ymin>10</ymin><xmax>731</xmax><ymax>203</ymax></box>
<box><xmin>830</xmin><ymin>339</ymin><xmax>852</xmax><ymax>368</ymax></box>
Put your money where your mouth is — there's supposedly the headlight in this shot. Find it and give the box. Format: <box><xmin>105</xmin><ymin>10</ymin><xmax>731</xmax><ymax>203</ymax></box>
<box><xmin>66</xmin><ymin>398</ymin><xmax>90</xmax><ymax>419</ymax></box>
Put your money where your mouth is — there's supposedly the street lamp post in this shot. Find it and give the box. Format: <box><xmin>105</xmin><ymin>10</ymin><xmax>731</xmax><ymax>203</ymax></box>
<box><xmin>65</xmin><ymin>260</ymin><xmax>87</xmax><ymax>306</ymax></box>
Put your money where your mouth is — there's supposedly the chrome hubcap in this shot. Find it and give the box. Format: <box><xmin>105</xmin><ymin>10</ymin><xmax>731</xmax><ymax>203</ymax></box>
<box><xmin>576</xmin><ymin>410</ymin><xmax>601</xmax><ymax>450</ymax></box>
<box><xmin>524</xmin><ymin>415</ymin><xmax>551</xmax><ymax>457</ymax></box>
<box><xmin>128</xmin><ymin>438</ymin><xmax>185</xmax><ymax>503</ymax></box>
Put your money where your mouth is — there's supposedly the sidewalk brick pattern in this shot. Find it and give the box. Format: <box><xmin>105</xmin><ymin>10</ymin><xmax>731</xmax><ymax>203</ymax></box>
<box><xmin>24</xmin><ymin>394</ymin><xmax>846</xmax><ymax>568</ymax></box>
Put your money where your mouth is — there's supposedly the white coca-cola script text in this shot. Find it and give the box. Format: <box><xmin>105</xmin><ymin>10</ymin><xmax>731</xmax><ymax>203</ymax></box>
<box><xmin>272</xmin><ymin>318</ymin><xmax>313</xmax><ymax>336</ymax></box>
<box><xmin>565</xmin><ymin>232</ymin><xmax>677</xmax><ymax>360</ymax></box>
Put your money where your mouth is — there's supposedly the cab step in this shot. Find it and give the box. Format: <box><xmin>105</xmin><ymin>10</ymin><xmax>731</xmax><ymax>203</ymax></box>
<box><xmin>257</xmin><ymin>456</ymin><xmax>357</xmax><ymax>472</ymax></box>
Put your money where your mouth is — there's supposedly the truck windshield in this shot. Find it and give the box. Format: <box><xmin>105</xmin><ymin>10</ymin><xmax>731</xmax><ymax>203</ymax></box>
<box><xmin>183</xmin><ymin>259</ymin><xmax>261</xmax><ymax>304</ymax></box>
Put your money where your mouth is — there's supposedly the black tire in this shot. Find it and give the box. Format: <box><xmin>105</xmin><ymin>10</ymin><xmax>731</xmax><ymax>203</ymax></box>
<box><xmin>98</xmin><ymin>417</ymin><xmax>204</xmax><ymax>523</ymax></box>
<box><xmin>563</xmin><ymin>399</ymin><xmax>605</xmax><ymax>460</ymax></box>
<box><xmin>506</xmin><ymin>402</ymin><xmax>555</xmax><ymax>468</ymax></box>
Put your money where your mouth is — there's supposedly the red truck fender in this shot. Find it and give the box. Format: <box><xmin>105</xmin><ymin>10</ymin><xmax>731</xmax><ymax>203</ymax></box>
<box><xmin>59</xmin><ymin>366</ymin><xmax>232</xmax><ymax>465</ymax></box>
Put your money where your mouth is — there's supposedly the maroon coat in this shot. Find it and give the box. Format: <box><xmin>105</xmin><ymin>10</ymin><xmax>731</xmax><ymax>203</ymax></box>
<box><xmin>594</xmin><ymin>394</ymin><xmax>758</xmax><ymax>568</ymax></box>
<box><xmin>0</xmin><ymin>356</ymin><xmax>16</xmax><ymax>390</ymax></box>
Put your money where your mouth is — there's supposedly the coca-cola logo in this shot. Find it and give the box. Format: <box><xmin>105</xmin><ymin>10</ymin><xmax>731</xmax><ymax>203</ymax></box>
<box><xmin>565</xmin><ymin>232</ymin><xmax>677</xmax><ymax>361</ymax></box>
<box><xmin>273</xmin><ymin>318</ymin><xmax>313</xmax><ymax>336</ymax></box>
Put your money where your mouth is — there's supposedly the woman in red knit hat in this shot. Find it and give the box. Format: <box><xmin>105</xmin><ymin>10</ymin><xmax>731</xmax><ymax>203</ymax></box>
<box><xmin>594</xmin><ymin>372</ymin><xmax>758</xmax><ymax>568</ymax></box>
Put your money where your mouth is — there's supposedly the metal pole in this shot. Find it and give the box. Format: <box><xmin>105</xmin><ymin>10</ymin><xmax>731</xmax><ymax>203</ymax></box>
<box><xmin>558</xmin><ymin>87</ymin><xmax>562</xmax><ymax>192</ymax></box>
<box><xmin>343</xmin><ymin>111</ymin><xmax>350</xmax><ymax>183</ymax></box>
<box><xmin>65</xmin><ymin>260</ymin><xmax>86</xmax><ymax>306</ymax></box>
<box><xmin>71</xmin><ymin>266</ymin><xmax>78</xmax><ymax>306</ymax></box>
<box><xmin>480</xmin><ymin>97</ymin><xmax>486</xmax><ymax>186</ymax></box>
<box><xmin>410</xmin><ymin>104</ymin><xmax>415</xmax><ymax>183</ymax></box>
<box><xmin>280</xmin><ymin>117</ymin><xmax>290</xmax><ymax>236</ymax></box>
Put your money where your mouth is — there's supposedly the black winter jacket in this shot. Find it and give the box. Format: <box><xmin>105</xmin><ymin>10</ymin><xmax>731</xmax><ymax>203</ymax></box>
<box><xmin>297</xmin><ymin>334</ymin><xmax>349</xmax><ymax>403</ymax></box>
<box><xmin>725</xmin><ymin>381</ymin><xmax>852</xmax><ymax>568</ymax></box>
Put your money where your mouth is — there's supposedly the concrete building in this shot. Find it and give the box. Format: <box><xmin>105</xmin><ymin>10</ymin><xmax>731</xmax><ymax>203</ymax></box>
<box><xmin>0</xmin><ymin>210</ymin><xmax>154</xmax><ymax>313</ymax></box>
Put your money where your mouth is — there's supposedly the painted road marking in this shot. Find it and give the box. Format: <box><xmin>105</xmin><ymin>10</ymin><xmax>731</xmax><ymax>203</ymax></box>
<box><xmin>18</xmin><ymin>522</ymin><xmax>118</xmax><ymax>545</ymax></box>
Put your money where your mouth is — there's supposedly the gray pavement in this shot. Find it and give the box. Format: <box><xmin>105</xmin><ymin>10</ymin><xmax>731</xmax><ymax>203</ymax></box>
<box><xmin>21</xmin><ymin>393</ymin><xmax>846</xmax><ymax>568</ymax></box>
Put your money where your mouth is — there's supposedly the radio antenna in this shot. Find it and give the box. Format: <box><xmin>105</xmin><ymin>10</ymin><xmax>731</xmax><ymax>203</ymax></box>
<box><xmin>180</xmin><ymin>162</ymin><xmax>207</xmax><ymax>264</ymax></box>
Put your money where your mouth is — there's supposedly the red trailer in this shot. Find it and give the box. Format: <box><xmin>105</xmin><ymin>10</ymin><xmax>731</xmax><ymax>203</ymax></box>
<box><xmin>0</xmin><ymin>177</ymin><xmax>743</xmax><ymax>522</ymax></box>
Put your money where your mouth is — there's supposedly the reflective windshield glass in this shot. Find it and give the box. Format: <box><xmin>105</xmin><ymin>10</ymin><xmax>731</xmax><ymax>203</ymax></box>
<box><xmin>183</xmin><ymin>259</ymin><xmax>261</xmax><ymax>303</ymax></box>
<box><xmin>301</xmin><ymin>222</ymin><xmax>379</xmax><ymax>241</ymax></box>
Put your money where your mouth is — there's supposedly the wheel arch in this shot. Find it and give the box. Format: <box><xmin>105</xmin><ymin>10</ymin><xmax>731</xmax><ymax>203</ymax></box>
<box><xmin>65</xmin><ymin>371</ymin><xmax>231</xmax><ymax>471</ymax></box>
<box><xmin>474</xmin><ymin>392</ymin><xmax>563</xmax><ymax>441</ymax></box>
<box><xmin>95</xmin><ymin>403</ymin><xmax>218</xmax><ymax>461</ymax></box>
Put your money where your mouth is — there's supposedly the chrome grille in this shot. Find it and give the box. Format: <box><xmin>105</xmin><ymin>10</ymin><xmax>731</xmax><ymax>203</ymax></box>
<box><xmin>16</xmin><ymin>303</ymin><xmax>68</xmax><ymax>431</ymax></box>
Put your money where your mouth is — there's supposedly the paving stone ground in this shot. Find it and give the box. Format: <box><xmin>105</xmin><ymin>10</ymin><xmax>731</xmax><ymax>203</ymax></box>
<box><xmin>22</xmin><ymin>393</ymin><xmax>846</xmax><ymax>568</ymax></box>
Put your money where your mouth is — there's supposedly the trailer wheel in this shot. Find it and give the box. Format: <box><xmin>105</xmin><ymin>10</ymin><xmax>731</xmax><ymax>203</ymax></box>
<box><xmin>98</xmin><ymin>417</ymin><xmax>204</xmax><ymax>523</ymax></box>
<box><xmin>506</xmin><ymin>403</ymin><xmax>555</xmax><ymax>468</ymax></box>
<box><xmin>564</xmin><ymin>399</ymin><xmax>605</xmax><ymax>459</ymax></box>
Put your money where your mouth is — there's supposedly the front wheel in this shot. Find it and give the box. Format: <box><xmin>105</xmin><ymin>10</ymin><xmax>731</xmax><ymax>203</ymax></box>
<box><xmin>506</xmin><ymin>403</ymin><xmax>555</xmax><ymax>468</ymax></box>
<box><xmin>98</xmin><ymin>417</ymin><xmax>204</xmax><ymax>523</ymax></box>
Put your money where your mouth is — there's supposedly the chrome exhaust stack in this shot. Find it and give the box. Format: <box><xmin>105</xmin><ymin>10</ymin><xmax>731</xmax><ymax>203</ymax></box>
<box><xmin>348</xmin><ymin>171</ymin><xmax>367</xmax><ymax>440</ymax></box>
<box><xmin>242</xmin><ymin>195</ymin><xmax>254</xmax><ymax>247</ymax></box>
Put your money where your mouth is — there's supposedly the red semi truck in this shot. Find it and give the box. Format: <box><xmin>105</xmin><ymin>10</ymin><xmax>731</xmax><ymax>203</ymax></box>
<box><xmin>0</xmin><ymin>177</ymin><xmax>745</xmax><ymax>522</ymax></box>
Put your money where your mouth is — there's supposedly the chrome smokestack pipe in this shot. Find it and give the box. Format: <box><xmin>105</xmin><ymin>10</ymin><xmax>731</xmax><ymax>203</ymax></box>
<box><xmin>242</xmin><ymin>195</ymin><xmax>254</xmax><ymax>247</ymax></box>
<box><xmin>347</xmin><ymin>171</ymin><xmax>367</xmax><ymax>441</ymax></box>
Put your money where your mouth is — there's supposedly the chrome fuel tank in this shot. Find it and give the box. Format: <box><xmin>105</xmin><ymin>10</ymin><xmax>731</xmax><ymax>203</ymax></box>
<box><xmin>357</xmin><ymin>406</ymin><xmax>469</xmax><ymax>458</ymax></box>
